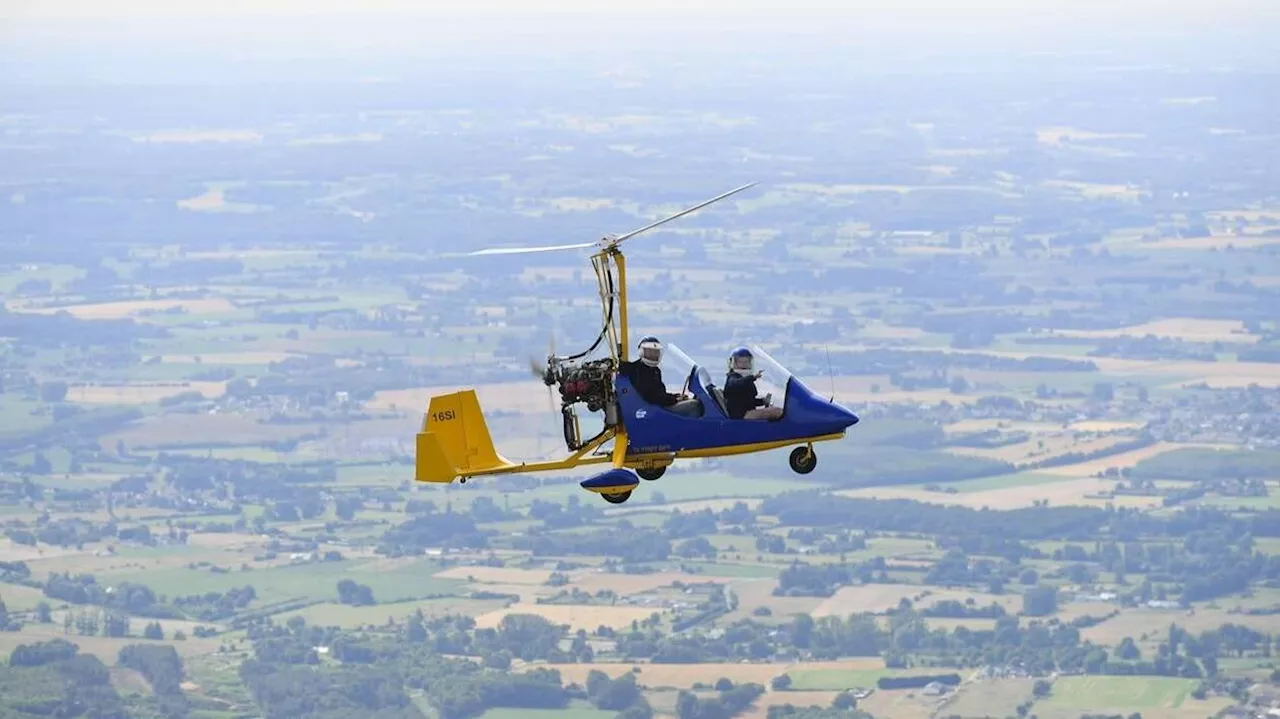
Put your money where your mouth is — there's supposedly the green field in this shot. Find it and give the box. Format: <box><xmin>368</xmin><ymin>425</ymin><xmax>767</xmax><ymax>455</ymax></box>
<box><xmin>102</xmin><ymin>557</ymin><xmax>464</xmax><ymax>605</ymax></box>
<box><xmin>1037</xmin><ymin>676</ymin><xmax>1201</xmax><ymax>712</ymax></box>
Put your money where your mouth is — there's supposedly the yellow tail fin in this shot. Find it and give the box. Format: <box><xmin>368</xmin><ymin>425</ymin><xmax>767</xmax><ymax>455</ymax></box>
<box><xmin>414</xmin><ymin>389</ymin><xmax>515</xmax><ymax>483</ymax></box>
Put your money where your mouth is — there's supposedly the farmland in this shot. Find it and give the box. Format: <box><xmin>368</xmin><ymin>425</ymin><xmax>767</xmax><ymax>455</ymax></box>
<box><xmin>2</xmin><ymin>11</ymin><xmax>1280</xmax><ymax>719</ymax></box>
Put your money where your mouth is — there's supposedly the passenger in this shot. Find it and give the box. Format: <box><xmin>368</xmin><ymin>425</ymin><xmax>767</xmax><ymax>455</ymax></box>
<box><xmin>724</xmin><ymin>347</ymin><xmax>782</xmax><ymax>420</ymax></box>
<box><xmin>619</xmin><ymin>335</ymin><xmax>702</xmax><ymax>418</ymax></box>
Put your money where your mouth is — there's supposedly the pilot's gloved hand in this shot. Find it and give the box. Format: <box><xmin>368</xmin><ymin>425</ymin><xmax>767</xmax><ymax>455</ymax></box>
<box><xmin>763</xmin><ymin>393</ymin><xmax>773</xmax><ymax>406</ymax></box>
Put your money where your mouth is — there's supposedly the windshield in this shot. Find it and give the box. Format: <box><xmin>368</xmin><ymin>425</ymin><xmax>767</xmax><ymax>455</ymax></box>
<box><xmin>749</xmin><ymin>344</ymin><xmax>793</xmax><ymax>408</ymax></box>
<box><xmin>659</xmin><ymin>341</ymin><xmax>697</xmax><ymax>393</ymax></box>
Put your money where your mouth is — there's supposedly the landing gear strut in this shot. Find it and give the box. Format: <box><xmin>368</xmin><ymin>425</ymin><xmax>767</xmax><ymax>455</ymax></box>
<box><xmin>789</xmin><ymin>445</ymin><xmax>817</xmax><ymax>475</ymax></box>
<box><xmin>637</xmin><ymin>466</ymin><xmax>666</xmax><ymax>481</ymax></box>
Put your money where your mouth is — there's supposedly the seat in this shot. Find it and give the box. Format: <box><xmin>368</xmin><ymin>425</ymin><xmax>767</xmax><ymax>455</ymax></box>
<box><xmin>708</xmin><ymin>385</ymin><xmax>729</xmax><ymax>417</ymax></box>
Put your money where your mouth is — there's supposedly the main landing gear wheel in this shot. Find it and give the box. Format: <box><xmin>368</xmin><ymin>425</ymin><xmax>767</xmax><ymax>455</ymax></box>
<box><xmin>789</xmin><ymin>446</ymin><xmax>817</xmax><ymax>475</ymax></box>
<box><xmin>602</xmin><ymin>490</ymin><xmax>632</xmax><ymax>504</ymax></box>
<box><xmin>637</xmin><ymin>466</ymin><xmax>666</xmax><ymax>481</ymax></box>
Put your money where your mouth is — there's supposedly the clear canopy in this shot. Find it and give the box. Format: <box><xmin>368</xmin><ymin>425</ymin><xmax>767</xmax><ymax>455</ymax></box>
<box><xmin>658</xmin><ymin>341</ymin><xmax>698</xmax><ymax>393</ymax></box>
<box><xmin>668</xmin><ymin>342</ymin><xmax>794</xmax><ymax>409</ymax></box>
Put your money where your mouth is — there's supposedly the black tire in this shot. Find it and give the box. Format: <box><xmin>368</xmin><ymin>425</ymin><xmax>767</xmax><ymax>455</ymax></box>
<box><xmin>637</xmin><ymin>466</ymin><xmax>666</xmax><ymax>481</ymax></box>
<box><xmin>602</xmin><ymin>490</ymin><xmax>632</xmax><ymax>504</ymax></box>
<box><xmin>789</xmin><ymin>446</ymin><xmax>817</xmax><ymax>474</ymax></box>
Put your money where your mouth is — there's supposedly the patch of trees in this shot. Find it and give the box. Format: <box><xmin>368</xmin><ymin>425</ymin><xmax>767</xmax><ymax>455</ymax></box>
<box><xmin>1130</xmin><ymin>447</ymin><xmax>1280</xmax><ymax>482</ymax></box>
<box><xmin>118</xmin><ymin>644</ymin><xmax>189</xmax><ymax>717</ymax></box>
<box><xmin>337</xmin><ymin>579</ymin><xmax>376</xmax><ymax>606</ymax></box>
<box><xmin>920</xmin><ymin>599</ymin><xmax>1007</xmax><ymax>619</ymax></box>
<box><xmin>0</xmin><ymin>406</ymin><xmax>143</xmax><ymax>453</ymax></box>
<box><xmin>585</xmin><ymin>669</ymin><xmax>648</xmax><ymax>713</ymax></box>
<box><xmin>239</xmin><ymin>659</ymin><xmax>420</xmax><ymax>719</ymax></box>
<box><xmin>173</xmin><ymin>585</ymin><xmax>257</xmax><ymax>620</ymax></box>
<box><xmin>0</xmin><ymin>308</ymin><xmax>169</xmax><ymax>349</ymax></box>
<box><xmin>514</xmin><ymin>526</ymin><xmax>671</xmax><ymax>563</ymax></box>
<box><xmin>676</xmin><ymin>682</ymin><xmax>765</xmax><ymax>719</ymax></box>
<box><xmin>775</xmin><ymin>561</ymin><xmax>879</xmax><ymax>597</ymax></box>
<box><xmin>157</xmin><ymin>454</ymin><xmax>337</xmax><ymax>496</ymax></box>
<box><xmin>821</xmin><ymin>347</ymin><xmax>1096</xmax><ymax>376</ymax></box>
<box><xmin>43</xmin><ymin>573</ymin><xmax>183</xmax><ymax>618</ymax></box>
<box><xmin>377</xmin><ymin>512</ymin><xmax>490</xmax><ymax>554</ymax></box>
<box><xmin>762</xmin><ymin>493</ymin><xmax>1110</xmax><ymax>541</ymax></box>
<box><xmin>767</xmin><ymin>707</ymin><xmax>872</xmax><ymax>719</ymax></box>
<box><xmin>1024</xmin><ymin>433</ymin><xmax>1156</xmax><ymax>471</ymax></box>
<box><xmin>876</xmin><ymin>673</ymin><xmax>960</xmax><ymax>689</ymax></box>
<box><xmin>1</xmin><ymin>640</ymin><xmax>126</xmax><ymax>718</ymax></box>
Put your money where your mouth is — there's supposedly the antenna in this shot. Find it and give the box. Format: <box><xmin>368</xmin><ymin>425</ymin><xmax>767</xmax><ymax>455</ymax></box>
<box><xmin>824</xmin><ymin>345</ymin><xmax>836</xmax><ymax>402</ymax></box>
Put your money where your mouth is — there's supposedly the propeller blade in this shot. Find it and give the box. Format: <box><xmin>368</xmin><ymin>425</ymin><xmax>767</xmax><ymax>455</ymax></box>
<box><xmin>468</xmin><ymin>242</ymin><xmax>596</xmax><ymax>256</ymax></box>
<box><xmin>608</xmin><ymin>182</ymin><xmax>758</xmax><ymax>246</ymax></box>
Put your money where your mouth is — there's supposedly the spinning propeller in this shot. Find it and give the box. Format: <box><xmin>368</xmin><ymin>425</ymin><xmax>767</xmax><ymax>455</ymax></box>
<box><xmin>527</xmin><ymin>329</ymin><xmax>558</xmax><ymax>415</ymax></box>
<box><xmin>466</xmin><ymin>182</ymin><xmax>758</xmax><ymax>257</ymax></box>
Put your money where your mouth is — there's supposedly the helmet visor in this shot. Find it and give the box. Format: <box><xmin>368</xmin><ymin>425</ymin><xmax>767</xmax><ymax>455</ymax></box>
<box><xmin>731</xmin><ymin>354</ymin><xmax>753</xmax><ymax>372</ymax></box>
<box><xmin>640</xmin><ymin>346</ymin><xmax>662</xmax><ymax>364</ymax></box>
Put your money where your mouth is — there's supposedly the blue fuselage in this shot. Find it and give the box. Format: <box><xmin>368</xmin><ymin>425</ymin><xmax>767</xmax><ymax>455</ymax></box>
<box><xmin>616</xmin><ymin>367</ymin><xmax>859</xmax><ymax>456</ymax></box>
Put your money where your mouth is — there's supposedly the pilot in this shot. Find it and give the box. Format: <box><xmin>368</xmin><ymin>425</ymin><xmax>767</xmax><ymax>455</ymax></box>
<box><xmin>620</xmin><ymin>335</ymin><xmax>701</xmax><ymax>418</ymax></box>
<box><xmin>724</xmin><ymin>347</ymin><xmax>783</xmax><ymax>420</ymax></box>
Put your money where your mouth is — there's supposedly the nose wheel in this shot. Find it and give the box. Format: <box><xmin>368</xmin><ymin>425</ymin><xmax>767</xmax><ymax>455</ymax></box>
<box><xmin>789</xmin><ymin>445</ymin><xmax>817</xmax><ymax>475</ymax></box>
<box><xmin>601</xmin><ymin>490</ymin><xmax>632</xmax><ymax>504</ymax></box>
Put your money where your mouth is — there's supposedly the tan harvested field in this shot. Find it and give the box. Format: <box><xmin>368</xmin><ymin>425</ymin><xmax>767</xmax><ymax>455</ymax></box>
<box><xmin>1081</xmin><ymin>607</ymin><xmax>1280</xmax><ymax>646</ymax></box>
<box><xmin>739</xmin><ymin>692</ymin><xmax>841</xmax><ymax>719</ymax></box>
<box><xmin>945</xmin><ymin>419</ymin><xmax>1062</xmax><ymax>435</ymax></box>
<box><xmin>857</xmin><ymin>688</ymin><xmax>948</xmax><ymax>719</ymax></box>
<box><xmin>569</xmin><ymin>571</ymin><xmax>697</xmax><ymax>596</ymax></box>
<box><xmin>540</xmin><ymin>659</ymin><xmax>885</xmax><ymax>689</ymax></box>
<box><xmin>1052</xmin><ymin>317</ymin><xmax>1258</xmax><ymax>344</ymax></box>
<box><xmin>724</xmin><ymin>578</ymin><xmax>825</xmax><ymax>622</ymax></box>
<box><xmin>607</xmin><ymin>498</ymin><xmax>764</xmax><ymax>516</ymax></box>
<box><xmin>100</xmin><ymin>412</ymin><xmax>325</xmax><ymax>448</ymax></box>
<box><xmin>0</xmin><ymin>624</ymin><xmax>222</xmax><ymax>663</ymax></box>
<box><xmin>277</xmin><ymin>598</ymin><xmax>510</xmax><ymax>628</ymax></box>
<box><xmin>837</xmin><ymin>344</ymin><xmax>1280</xmax><ymax>387</ymax></box>
<box><xmin>1044</xmin><ymin>179</ymin><xmax>1143</xmax><ymax>200</ymax></box>
<box><xmin>811</xmin><ymin>584</ymin><xmax>1021</xmax><ymax>617</ymax></box>
<box><xmin>22</xmin><ymin>547</ymin><xmax>247</xmax><ymax>581</ymax></box>
<box><xmin>368</xmin><ymin>381</ymin><xmax>554</xmax><ymax>415</ymax></box>
<box><xmin>68</xmin><ymin>380</ymin><xmax>228</xmax><ymax>404</ymax></box>
<box><xmin>837</xmin><ymin>477</ymin><xmax>1160</xmax><ymax>511</ymax></box>
<box><xmin>473</xmin><ymin>604</ymin><xmax>663</xmax><ymax>632</ymax></box>
<box><xmin>949</xmin><ymin>433</ymin><xmax>1128</xmax><ymax>464</ymax></box>
<box><xmin>434</xmin><ymin>566</ymin><xmax>554</xmax><ymax>585</ymax></box>
<box><xmin>1052</xmin><ymin>601</ymin><xmax>1121</xmax><ymax>624</ymax></box>
<box><xmin>1068</xmin><ymin>420</ymin><xmax>1145</xmax><ymax>432</ymax></box>
<box><xmin>0</xmin><ymin>539</ymin><xmax>87</xmax><ymax>563</ymax></box>
<box><xmin>943</xmin><ymin>678</ymin><xmax>1037</xmax><ymax>718</ymax></box>
<box><xmin>1036</xmin><ymin>441</ymin><xmax>1232</xmax><ymax>478</ymax></box>
<box><xmin>0</xmin><ymin>582</ymin><xmax>52</xmax><ymax>610</ymax></box>
<box><xmin>8</xmin><ymin>297</ymin><xmax>237</xmax><ymax>320</ymax></box>
<box><xmin>156</xmin><ymin>351</ymin><xmax>298</xmax><ymax>364</ymax></box>
<box><xmin>1139</xmin><ymin>235</ymin><xmax>1280</xmax><ymax>251</ymax></box>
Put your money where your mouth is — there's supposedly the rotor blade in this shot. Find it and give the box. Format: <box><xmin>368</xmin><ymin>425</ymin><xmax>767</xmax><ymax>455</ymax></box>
<box><xmin>608</xmin><ymin>182</ymin><xmax>758</xmax><ymax>246</ymax></box>
<box><xmin>467</xmin><ymin>242</ymin><xmax>596</xmax><ymax>256</ymax></box>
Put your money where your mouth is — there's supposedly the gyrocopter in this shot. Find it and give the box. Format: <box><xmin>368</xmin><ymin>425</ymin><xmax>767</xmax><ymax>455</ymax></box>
<box><xmin>415</xmin><ymin>182</ymin><xmax>860</xmax><ymax>504</ymax></box>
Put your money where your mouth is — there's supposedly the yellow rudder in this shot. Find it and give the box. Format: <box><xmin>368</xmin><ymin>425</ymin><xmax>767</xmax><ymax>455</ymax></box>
<box><xmin>414</xmin><ymin>389</ymin><xmax>514</xmax><ymax>482</ymax></box>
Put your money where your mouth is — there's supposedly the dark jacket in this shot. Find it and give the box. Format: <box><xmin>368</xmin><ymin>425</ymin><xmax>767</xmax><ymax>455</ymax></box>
<box><xmin>620</xmin><ymin>360</ymin><xmax>679</xmax><ymax>407</ymax></box>
<box><xmin>724</xmin><ymin>372</ymin><xmax>765</xmax><ymax>419</ymax></box>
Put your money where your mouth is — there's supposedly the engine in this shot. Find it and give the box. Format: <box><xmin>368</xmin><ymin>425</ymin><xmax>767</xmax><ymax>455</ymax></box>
<box><xmin>536</xmin><ymin>356</ymin><xmax>618</xmax><ymax>451</ymax></box>
<box><xmin>552</xmin><ymin>358</ymin><xmax>615</xmax><ymax>412</ymax></box>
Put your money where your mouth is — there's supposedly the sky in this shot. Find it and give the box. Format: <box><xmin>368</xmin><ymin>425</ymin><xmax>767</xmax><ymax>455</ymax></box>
<box><xmin>3</xmin><ymin>0</ymin><xmax>1278</xmax><ymax>84</ymax></box>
